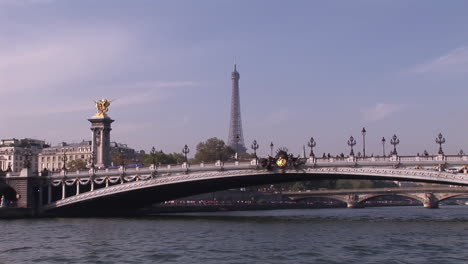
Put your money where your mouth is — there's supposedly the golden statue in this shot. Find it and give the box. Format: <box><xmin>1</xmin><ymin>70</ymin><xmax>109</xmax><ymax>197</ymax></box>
<box><xmin>276</xmin><ymin>157</ymin><xmax>287</xmax><ymax>168</ymax></box>
<box><xmin>93</xmin><ymin>99</ymin><xmax>112</xmax><ymax>118</ymax></box>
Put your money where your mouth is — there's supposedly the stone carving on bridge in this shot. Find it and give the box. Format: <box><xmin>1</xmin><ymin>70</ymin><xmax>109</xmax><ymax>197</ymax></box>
<box><xmin>259</xmin><ymin>149</ymin><xmax>306</xmax><ymax>170</ymax></box>
<box><xmin>93</xmin><ymin>99</ymin><xmax>112</xmax><ymax>118</ymax></box>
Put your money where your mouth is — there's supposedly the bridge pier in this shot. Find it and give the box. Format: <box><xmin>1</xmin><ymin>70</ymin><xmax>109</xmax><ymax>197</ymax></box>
<box><xmin>61</xmin><ymin>183</ymin><xmax>66</xmax><ymax>200</ymax></box>
<box><xmin>3</xmin><ymin>168</ymin><xmax>41</xmax><ymax>215</ymax></box>
<box><xmin>47</xmin><ymin>184</ymin><xmax>52</xmax><ymax>204</ymax></box>
<box><xmin>38</xmin><ymin>186</ymin><xmax>43</xmax><ymax>209</ymax></box>
<box><xmin>423</xmin><ymin>193</ymin><xmax>439</xmax><ymax>209</ymax></box>
<box><xmin>346</xmin><ymin>194</ymin><xmax>364</xmax><ymax>208</ymax></box>
<box><xmin>346</xmin><ymin>201</ymin><xmax>364</xmax><ymax>208</ymax></box>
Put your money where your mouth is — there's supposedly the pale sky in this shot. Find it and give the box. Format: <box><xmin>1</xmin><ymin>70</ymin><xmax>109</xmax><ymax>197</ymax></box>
<box><xmin>1</xmin><ymin>0</ymin><xmax>468</xmax><ymax>157</ymax></box>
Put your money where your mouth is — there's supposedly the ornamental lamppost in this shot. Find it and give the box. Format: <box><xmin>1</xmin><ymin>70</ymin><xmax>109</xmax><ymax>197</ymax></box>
<box><xmin>381</xmin><ymin>137</ymin><xmax>386</xmax><ymax>156</ymax></box>
<box><xmin>435</xmin><ymin>133</ymin><xmax>446</xmax><ymax>155</ymax></box>
<box><xmin>23</xmin><ymin>150</ymin><xmax>31</xmax><ymax>169</ymax></box>
<box><xmin>61</xmin><ymin>150</ymin><xmax>68</xmax><ymax>171</ymax></box>
<box><xmin>307</xmin><ymin>137</ymin><xmax>316</xmax><ymax>157</ymax></box>
<box><xmin>119</xmin><ymin>149</ymin><xmax>125</xmax><ymax>168</ymax></box>
<box><xmin>390</xmin><ymin>134</ymin><xmax>400</xmax><ymax>155</ymax></box>
<box><xmin>90</xmin><ymin>150</ymin><xmax>96</xmax><ymax>169</ymax></box>
<box><xmin>217</xmin><ymin>142</ymin><xmax>223</xmax><ymax>162</ymax></box>
<box><xmin>251</xmin><ymin>140</ymin><xmax>259</xmax><ymax>165</ymax></box>
<box><xmin>182</xmin><ymin>144</ymin><xmax>190</xmax><ymax>163</ymax></box>
<box><xmin>270</xmin><ymin>142</ymin><xmax>274</xmax><ymax>156</ymax></box>
<box><xmin>347</xmin><ymin>136</ymin><xmax>356</xmax><ymax>156</ymax></box>
<box><xmin>150</xmin><ymin>146</ymin><xmax>157</xmax><ymax>168</ymax></box>
<box><xmin>361</xmin><ymin>127</ymin><xmax>367</xmax><ymax>158</ymax></box>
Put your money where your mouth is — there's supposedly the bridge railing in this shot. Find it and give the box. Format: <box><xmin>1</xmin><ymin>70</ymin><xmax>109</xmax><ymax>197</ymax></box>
<box><xmin>47</xmin><ymin>161</ymin><xmax>258</xmax><ymax>180</ymax></box>
<box><xmin>44</xmin><ymin>154</ymin><xmax>468</xmax><ymax>181</ymax></box>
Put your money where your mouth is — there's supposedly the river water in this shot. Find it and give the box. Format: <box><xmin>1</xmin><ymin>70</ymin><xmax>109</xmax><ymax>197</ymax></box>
<box><xmin>0</xmin><ymin>206</ymin><xmax>467</xmax><ymax>263</ymax></box>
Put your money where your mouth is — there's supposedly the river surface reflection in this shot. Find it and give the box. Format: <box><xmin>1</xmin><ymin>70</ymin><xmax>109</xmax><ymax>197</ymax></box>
<box><xmin>0</xmin><ymin>206</ymin><xmax>467</xmax><ymax>263</ymax></box>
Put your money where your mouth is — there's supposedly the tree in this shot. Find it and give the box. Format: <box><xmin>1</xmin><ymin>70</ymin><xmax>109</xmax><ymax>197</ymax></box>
<box><xmin>67</xmin><ymin>159</ymin><xmax>88</xmax><ymax>171</ymax></box>
<box><xmin>111</xmin><ymin>152</ymin><xmax>126</xmax><ymax>167</ymax></box>
<box><xmin>141</xmin><ymin>151</ymin><xmax>185</xmax><ymax>166</ymax></box>
<box><xmin>193</xmin><ymin>137</ymin><xmax>235</xmax><ymax>163</ymax></box>
<box><xmin>334</xmin><ymin>180</ymin><xmax>398</xmax><ymax>189</ymax></box>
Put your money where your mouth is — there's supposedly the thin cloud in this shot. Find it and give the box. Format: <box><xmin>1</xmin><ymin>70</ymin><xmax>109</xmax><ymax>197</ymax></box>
<box><xmin>0</xmin><ymin>27</ymin><xmax>132</xmax><ymax>94</ymax></box>
<box><xmin>10</xmin><ymin>80</ymin><xmax>199</xmax><ymax>117</ymax></box>
<box><xmin>411</xmin><ymin>46</ymin><xmax>468</xmax><ymax>74</ymax></box>
<box><xmin>132</xmin><ymin>81</ymin><xmax>199</xmax><ymax>89</ymax></box>
<box><xmin>0</xmin><ymin>0</ymin><xmax>55</xmax><ymax>6</ymax></box>
<box><xmin>362</xmin><ymin>103</ymin><xmax>402</xmax><ymax>122</ymax></box>
<box><xmin>101</xmin><ymin>80</ymin><xmax>200</xmax><ymax>106</ymax></box>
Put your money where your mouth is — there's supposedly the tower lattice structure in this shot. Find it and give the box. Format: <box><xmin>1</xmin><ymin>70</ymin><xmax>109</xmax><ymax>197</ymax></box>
<box><xmin>228</xmin><ymin>64</ymin><xmax>247</xmax><ymax>153</ymax></box>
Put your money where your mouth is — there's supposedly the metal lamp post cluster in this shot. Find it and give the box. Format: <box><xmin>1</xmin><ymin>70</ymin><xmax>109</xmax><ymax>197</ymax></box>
<box><xmin>347</xmin><ymin>136</ymin><xmax>356</xmax><ymax>156</ymax></box>
<box><xmin>390</xmin><ymin>134</ymin><xmax>400</xmax><ymax>155</ymax></box>
<box><xmin>23</xmin><ymin>151</ymin><xmax>31</xmax><ymax>169</ymax></box>
<box><xmin>251</xmin><ymin>140</ymin><xmax>259</xmax><ymax>165</ymax></box>
<box><xmin>119</xmin><ymin>149</ymin><xmax>125</xmax><ymax>168</ymax></box>
<box><xmin>381</xmin><ymin>137</ymin><xmax>386</xmax><ymax>156</ymax></box>
<box><xmin>153</xmin><ymin>132</ymin><xmax>452</xmax><ymax>169</ymax></box>
<box><xmin>436</xmin><ymin>133</ymin><xmax>446</xmax><ymax>155</ymax></box>
<box><xmin>361</xmin><ymin>127</ymin><xmax>366</xmax><ymax>157</ymax></box>
<box><xmin>150</xmin><ymin>146</ymin><xmax>157</xmax><ymax>169</ymax></box>
<box><xmin>308</xmin><ymin>137</ymin><xmax>316</xmax><ymax>157</ymax></box>
<box><xmin>182</xmin><ymin>145</ymin><xmax>190</xmax><ymax>163</ymax></box>
<box><xmin>339</xmin><ymin>131</ymin><xmax>449</xmax><ymax>158</ymax></box>
<box><xmin>90</xmin><ymin>151</ymin><xmax>96</xmax><ymax>170</ymax></box>
<box><xmin>61</xmin><ymin>150</ymin><xmax>68</xmax><ymax>171</ymax></box>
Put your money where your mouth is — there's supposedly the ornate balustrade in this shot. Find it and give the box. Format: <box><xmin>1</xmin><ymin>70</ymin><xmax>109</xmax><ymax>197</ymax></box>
<box><xmin>40</xmin><ymin>154</ymin><xmax>468</xmax><ymax>182</ymax></box>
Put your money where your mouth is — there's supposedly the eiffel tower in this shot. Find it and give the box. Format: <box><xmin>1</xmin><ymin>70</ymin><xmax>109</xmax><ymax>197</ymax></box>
<box><xmin>227</xmin><ymin>64</ymin><xmax>247</xmax><ymax>154</ymax></box>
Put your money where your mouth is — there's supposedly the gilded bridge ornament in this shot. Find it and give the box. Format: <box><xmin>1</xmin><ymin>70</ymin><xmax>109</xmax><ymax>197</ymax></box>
<box><xmin>276</xmin><ymin>157</ymin><xmax>287</xmax><ymax>168</ymax></box>
<box><xmin>93</xmin><ymin>99</ymin><xmax>112</xmax><ymax>118</ymax></box>
<box><xmin>259</xmin><ymin>149</ymin><xmax>306</xmax><ymax>170</ymax></box>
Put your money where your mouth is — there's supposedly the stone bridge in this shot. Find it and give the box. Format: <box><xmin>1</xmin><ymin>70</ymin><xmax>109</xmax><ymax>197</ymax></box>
<box><xmin>283</xmin><ymin>187</ymin><xmax>468</xmax><ymax>208</ymax></box>
<box><xmin>2</xmin><ymin>154</ymin><xmax>468</xmax><ymax>215</ymax></box>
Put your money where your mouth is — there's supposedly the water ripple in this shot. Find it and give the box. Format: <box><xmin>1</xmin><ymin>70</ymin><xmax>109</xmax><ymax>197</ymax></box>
<box><xmin>0</xmin><ymin>206</ymin><xmax>467</xmax><ymax>263</ymax></box>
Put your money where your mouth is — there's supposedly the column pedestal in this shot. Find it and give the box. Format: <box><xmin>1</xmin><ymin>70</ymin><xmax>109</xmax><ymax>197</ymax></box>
<box><xmin>88</xmin><ymin>116</ymin><xmax>114</xmax><ymax>168</ymax></box>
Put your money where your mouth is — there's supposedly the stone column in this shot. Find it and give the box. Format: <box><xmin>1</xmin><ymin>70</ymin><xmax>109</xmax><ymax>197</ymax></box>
<box><xmin>346</xmin><ymin>194</ymin><xmax>363</xmax><ymax>208</ymax></box>
<box><xmin>423</xmin><ymin>193</ymin><xmax>439</xmax><ymax>209</ymax></box>
<box><xmin>89</xmin><ymin>116</ymin><xmax>114</xmax><ymax>168</ymax></box>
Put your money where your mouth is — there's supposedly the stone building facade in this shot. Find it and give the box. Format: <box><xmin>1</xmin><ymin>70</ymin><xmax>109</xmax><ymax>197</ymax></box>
<box><xmin>0</xmin><ymin>138</ymin><xmax>48</xmax><ymax>173</ymax></box>
<box><xmin>38</xmin><ymin>141</ymin><xmax>136</xmax><ymax>171</ymax></box>
<box><xmin>0</xmin><ymin>138</ymin><xmax>136</xmax><ymax>173</ymax></box>
<box><xmin>38</xmin><ymin>141</ymin><xmax>93</xmax><ymax>172</ymax></box>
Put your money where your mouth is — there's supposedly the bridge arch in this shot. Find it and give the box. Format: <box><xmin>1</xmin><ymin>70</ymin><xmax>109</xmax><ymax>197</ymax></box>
<box><xmin>0</xmin><ymin>182</ymin><xmax>17</xmax><ymax>202</ymax></box>
<box><xmin>291</xmin><ymin>195</ymin><xmax>349</xmax><ymax>204</ymax></box>
<box><xmin>358</xmin><ymin>193</ymin><xmax>425</xmax><ymax>204</ymax></box>
<box><xmin>436</xmin><ymin>193</ymin><xmax>468</xmax><ymax>203</ymax></box>
<box><xmin>43</xmin><ymin>167</ymin><xmax>468</xmax><ymax>215</ymax></box>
